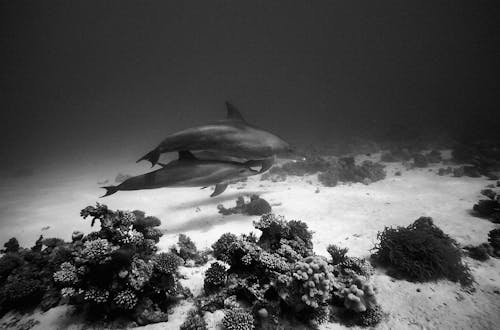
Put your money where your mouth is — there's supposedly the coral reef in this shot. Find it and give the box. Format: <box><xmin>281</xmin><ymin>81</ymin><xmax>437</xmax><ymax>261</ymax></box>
<box><xmin>218</xmin><ymin>195</ymin><xmax>272</xmax><ymax>216</ymax></box>
<box><xmin>372</xmin><ymin>217</ymin><xmax>472</xmax><ymax>285</ymax></box>
<box><xmin>464</xmin><ymin>244</ymin><xmax>491</xmax><ymax>261</ymax></box>
<box><xmin>53</xmin><ymin>204</ymin><xmax>185</xmax><ymax>325</ymax></box>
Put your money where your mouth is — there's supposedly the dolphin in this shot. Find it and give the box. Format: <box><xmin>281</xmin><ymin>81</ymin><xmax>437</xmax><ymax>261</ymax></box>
<box><xmin>137</xmin><ymin>102</ymin><xmax>293</xmax><ymax>172</ymax></box>
<box><xmin>102</xmin><ymin>151</ymin><xmax>259</xmax><ymax>198</ymax></box>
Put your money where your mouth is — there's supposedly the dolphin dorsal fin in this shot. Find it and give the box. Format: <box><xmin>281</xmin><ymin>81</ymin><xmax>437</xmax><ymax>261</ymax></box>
<box><xmin>225</xmin><ymin>102</ymin><xmax>246</xmax><ymax>122</ymax></box>
<box><xmin>178</xmin><ymin>151</ymin><xmax>197</xmax><ymax>160</ymax></box>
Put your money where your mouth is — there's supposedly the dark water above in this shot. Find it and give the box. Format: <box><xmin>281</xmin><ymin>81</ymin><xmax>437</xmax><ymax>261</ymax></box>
<box><xmin>1</xmin><ymin>1</ymin><xmax>499</xmax><ymax>171</ymax></box>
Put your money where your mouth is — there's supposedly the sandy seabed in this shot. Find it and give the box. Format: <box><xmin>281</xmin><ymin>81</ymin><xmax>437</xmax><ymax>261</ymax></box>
<box><xmin>1</xmin><ymin>152</ymin><xmax>499</xmax><ymax>329</ymax></box>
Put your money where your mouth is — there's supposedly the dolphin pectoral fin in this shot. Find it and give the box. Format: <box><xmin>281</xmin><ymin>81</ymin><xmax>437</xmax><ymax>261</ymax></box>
<box><xmin>259</xmin><ymin>158</ymin><xmax>275</xmax><ymax>173</ymax></box>
<box><xmin>244</xmin><ymin>158</ymin><xmax>275</xmax><ymax>173</ymax></box>
<box><xmin>210</xmin><ymin>183</ymin><xmax>228</xmax><ymax>197</ymax></box>
<box><xmin>100</xmin><ymin>186</ymin><xmax>118</xmax><ymax>198</ymax></box>
<box><xmin>137</xmin><ymin>149</ymin><xmax>160</xmax><ymax>167</ymax></box>
<box><xmin>225</xmin><ymin>102</ymin><xmax>246</xmax><ymax>122</ymax></box>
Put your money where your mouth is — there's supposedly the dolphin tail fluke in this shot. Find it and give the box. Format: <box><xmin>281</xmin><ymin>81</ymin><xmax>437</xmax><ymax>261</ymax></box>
<box><xmin>137</xmin><ymin>149</ymin><xmax>160</xmax><ymax>167</ymax></box>
<box><xmin>100</xmin><ymin>186</ymin><xmax>118</xmax><ymax>198</ymax></box>
<box><xmin>210</xmin><ymin>183</ymin><xmax>228</xmax><ymax>197</ymax></box>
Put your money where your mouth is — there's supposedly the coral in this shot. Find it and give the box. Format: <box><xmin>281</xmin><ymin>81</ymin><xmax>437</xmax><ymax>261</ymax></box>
<box><xmin>128</xmin><ymin>258</ymin><xmax>153</xmax><ymax>290</ymax></box>
<box><xmin>177</xmin><ymin>234</ymin><xmax>198</xmax><ymax>261</ymax></box>
<box><xmin>358</xmin><ymin>304</ymin><xmax>384</xmax><ymax>327</ymax></box>
<box><xmin>426</xmin><ymin>150</ymin><xmax>442</xmax><ymax>163</ymax></box>
<box><xmin>0</xmin><ymin>274</ymin><xmax>43</xmax><ymax>309</ymax></box>
<box><xmin>341</xmin><ymin>276</ymin><xmax>377</xmax><ymax>313</ymax></box>
<box><xmin>1</xmin><ymin>238</ymin><xmax>20</xmax><ymax>253</ymax></box>
<box><xmin>180</xmin><ymin>309</ymin><xmax>207</xmax><ymax>330</ymax></box>
<box><xmin>473</xmin><ymin>197</ymin><xmax>500</xmax><ymax>223</ymax></box>
<box><xmin>42</xmin><ymin>237</ymin><xmax>65</xmax><ymax>249</ymax></box>
<box><xmin>412</xmin><ymin>153</ymin><xmax>428</xmax><ymax>168</ymax></box>
<box><xmin>204</xmin><ymin>262</ymin><xmax>227</xmax><ymax>294</ymax></box>
<box><xmin>318</xmin><ymin>167</ymin><xmax>339</xmax><ymax>187</ymax></box>
<box><xmin>83</xmin><ymin>287</ymin><xmax>110</xmax><ymax>303</ymax></box>
<box><xmin>80</xmin><ymin>238</ymin><xmax>115</xmax><ymax>264</ymax></box>
<box><xmin>465</xmin><ymin>244</ymin><xmax>491</xmax><ymax>261</ymax></box>
<box><xmin>372</xmin><ymin>217</ymin><xmax>473</xmax><ymax>285</ymax></box>
<box><xmin>291</xmin><ymin>256</ymin><xmax>336</xmax><ymax>308</ymax></box>
<box><xmin>60</xmin><ymin>287</ymin><xmax>76</xmax><ymax>298</ymax></box>
<box><xmin>0</xmin><ymin>253</ymin><xmax>23</xmax><ymax>282</ymax></box>
<box><xmin>53</xmin><ymin>262</ymin><xmax>79</xmax><ymax>285</ymax></box>
<box><xmin>254</xmin><ymin>214</ymin><xmax>313</xmax><ymax>259</ymax></box>
<box><xmin>114</xmin><ymin>289</ymin><xmax>138</xmax><ymax>310</ymax></box>
<box><xmin>212</xmin><ymin>233</ymin><xmax>238</xmax><ymax>263</ymax></box>
<box><xmin>340</xmin><ymin>257</ymin><xmax>374</xmax><ymax>277</ymax></box>
<box><xmin>221</xmin><ymin>309</ymin><xmax>255</xmax><ymax>330</ymax></box>
<box><xmin>218</xmin><ymin>196</ymin><xmax>272</xmax><ymax>216</ymax></box>
<box><xmin>327</xmin><ymin>244</ymin><xmax>349</xmax><ymax>265</ymax></box>
<box><xmin>488</xmin><ymin>229</ymin><xmax>500</xmax><ymax>256</ymax></box>
<box><xmin>152</xmin><ymin>252</ymin><xmax>183</xmax><ymax>275</ymax></box>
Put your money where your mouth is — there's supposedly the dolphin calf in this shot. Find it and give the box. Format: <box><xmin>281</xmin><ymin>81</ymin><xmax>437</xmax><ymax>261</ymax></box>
<box><xmin>102</xmin><ymin>151</ymin><xmax>259</xmax><ymax>198</ymax></box>
<box><xmin>137</xmin><ymin>102</ymin><xmax>293</xmax><ymax>172</ymax></box>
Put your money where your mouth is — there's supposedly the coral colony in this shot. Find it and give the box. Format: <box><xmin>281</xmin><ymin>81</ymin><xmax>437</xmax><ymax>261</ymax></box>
<box><xmin>2</xmin><ymin>141</ymin><xmax>500</xmax><ymax>329</ymax></box>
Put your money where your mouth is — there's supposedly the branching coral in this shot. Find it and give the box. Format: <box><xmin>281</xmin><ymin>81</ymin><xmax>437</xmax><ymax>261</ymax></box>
<box><xmin>204</xmin><ymin>262</ymin><xmax>227</xmax><ymax>294</ymax></box>
<box><xmin>212</xmin><ymin>233</ymin><xmax>238</xmax><ymax>263</ymax></box>
<box><xmin>53</xmin><ymin>262</ymin><xmax>79</xmax><ymax>285</ymax></box>
<box><xmin>80</xmin><ymin>238</ymin><xmax>115</xmax><ymax>264</ymax></box>
<box><xmin>372</xmin><ymin>217</ymin><xmax>472</xmax><ymax>285</ymax></box>
<box><xmin>83</xmin><ymin>287</ymin><xmax>109</xmax><ymax>304</ymax></box>
<box><xmin>114</xmin><ymin>289</ymin><xmax>138</xmax><ymax>310</ymax></box>
<box><xmin>222</xmin><ymin>309</ymin><xmax>255</xmax><ymax>330</ymax></box>
<box><xmin>218</xmin><ymin>195</ymin><xmax>272</xmax><ymax>216</ymax></box>
<box><xmin>152</xmin><ymin>252</ymin><xmax>183</xmax><ymax>275</ymax></box>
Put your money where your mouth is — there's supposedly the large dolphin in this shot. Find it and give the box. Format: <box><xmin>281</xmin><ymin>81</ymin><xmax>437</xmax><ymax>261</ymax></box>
<box><xmin>102</xmin><ymin>151</ymin><xmax>259</xmax><ymax>198</ymax></box>
<box><xmin>137</xmin><ymin>102</ymin><xmax>293</xmax><ymax>172</ymax></box>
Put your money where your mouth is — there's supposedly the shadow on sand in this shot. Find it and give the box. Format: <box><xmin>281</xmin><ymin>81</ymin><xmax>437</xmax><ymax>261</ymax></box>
<box><xmin>169</xmin><ymin>190</ymin><xmax>268</xmax><ymax>210</ymax></box>
<box><xmin>164</xmin><ymin>212</ymin><xmax>254</xmax><ymax>234</ymax></box>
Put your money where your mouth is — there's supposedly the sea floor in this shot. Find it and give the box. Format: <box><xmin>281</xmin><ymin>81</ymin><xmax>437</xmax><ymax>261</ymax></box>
<box><xmin>1</xmin><ymin>152</ymin><xmax>499</xmax><ymax>329</ymax></box>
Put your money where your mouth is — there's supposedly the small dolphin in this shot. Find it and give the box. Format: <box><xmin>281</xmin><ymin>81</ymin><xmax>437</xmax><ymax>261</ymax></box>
<box><xmin>137</xmin><ymin>102</ymin><xmax>293</xmax><ymax>172</ymax></box>
<box><xmin>102</xmin><ymin>151</ymin><xmax>259</xmax><ymax>198</ymax></box>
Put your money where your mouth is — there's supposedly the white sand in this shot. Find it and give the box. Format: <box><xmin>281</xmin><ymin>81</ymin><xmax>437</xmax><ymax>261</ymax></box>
<box><xmin>1</xmin><ymin>152</ymin><xmax>499</xmax><ymax>329</ymax></box>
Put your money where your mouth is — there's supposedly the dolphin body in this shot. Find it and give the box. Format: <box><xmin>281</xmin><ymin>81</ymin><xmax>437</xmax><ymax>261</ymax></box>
<box><xmin>102</xmin><ymin>151</ymin><xmax>259</xmax><ymax>198</ymax></box>
<box><xmin>137</xmin><ymin>102</ymin><xmax>293</xmax><ymax>172</ymax></box>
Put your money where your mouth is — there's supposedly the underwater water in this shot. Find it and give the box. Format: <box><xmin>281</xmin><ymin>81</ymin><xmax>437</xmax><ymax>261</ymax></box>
<box><xmin>1</xmin><ymin>1</ymin><xmax>500</xmax><ymax>330</ymax></box>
